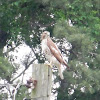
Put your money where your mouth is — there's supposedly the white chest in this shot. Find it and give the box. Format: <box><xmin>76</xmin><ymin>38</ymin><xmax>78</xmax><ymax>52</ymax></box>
<box><xmin>41</xmin><ymin>39</ymin><xmax>52</xmax><ymax>59</ymax></box>
<box><xmin>41</xmin><ymin>39</ymin><xmax>48</xmax><ymax>52</ymax></box>
<box><xmin>41</xmin><ymin>39</ymin><xmax>59</xmax><ymax>64</ymax></box>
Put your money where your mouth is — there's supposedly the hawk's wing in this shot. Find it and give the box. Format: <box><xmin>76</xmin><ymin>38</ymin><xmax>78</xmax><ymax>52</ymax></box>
<box><xmin>47</xmin><ymin>37</ymin><xmax>64</xmax><ymax>64</ymax></box>
<box><xmin>47</xmin><ymin>37</ymin><xmax>70</xmax><ymax>69</ymax></box>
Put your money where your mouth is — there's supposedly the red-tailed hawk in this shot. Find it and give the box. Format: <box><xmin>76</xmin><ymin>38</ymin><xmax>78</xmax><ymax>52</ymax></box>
<box><xmin>41</xmin><ymin>31</ymin><xmax>69</xmax><ymax>79</ymax></box>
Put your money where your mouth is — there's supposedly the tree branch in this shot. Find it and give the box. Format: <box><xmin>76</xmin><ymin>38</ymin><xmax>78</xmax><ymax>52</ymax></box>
<box><xmin>11</xmin><ymin>58</ymin><xmax>36</xmax><ymax>83</ymax></box>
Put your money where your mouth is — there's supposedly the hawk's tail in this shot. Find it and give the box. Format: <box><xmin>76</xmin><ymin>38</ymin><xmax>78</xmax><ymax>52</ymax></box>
<box><xmin>58</xmin><ymin>65</ymin><xmax>64</xmax><ymax>80</ymax></box>
<box><xmin>63</xmin><ymin>61</ymin><xmax>70</xmax><ymax>70</ymax></box>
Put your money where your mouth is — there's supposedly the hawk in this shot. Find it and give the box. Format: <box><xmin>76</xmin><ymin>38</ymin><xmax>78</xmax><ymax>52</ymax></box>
<box><xmin>41</xmin><ymin>31</ymin><xmax>69</xmax><ymax>79</ymax></box>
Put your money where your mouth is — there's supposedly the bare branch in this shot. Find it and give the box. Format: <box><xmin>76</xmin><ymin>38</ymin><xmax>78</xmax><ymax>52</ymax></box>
<box><xmin>11</xmin><ymin>58</ymin><xmax>36</xmax><ymax>83</ymax></box>
<box><xmin>13</xmin><ymin>81</ymin><xmax>22</xmax><ymax>100</ymax></box>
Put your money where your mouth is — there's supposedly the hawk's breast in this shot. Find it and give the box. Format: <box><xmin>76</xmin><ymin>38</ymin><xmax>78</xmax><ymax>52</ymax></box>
<box><xmin>41</xmin><ymin>38</ymin><xmax>60</xmax><ymax>64</ymax></box>
<box><xmin>41</xmin><ymin>39</ymin><xmax>52</xmax><ymax>60</ymax></box>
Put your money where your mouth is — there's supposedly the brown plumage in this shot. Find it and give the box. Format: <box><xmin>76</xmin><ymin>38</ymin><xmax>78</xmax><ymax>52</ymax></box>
<box><xmin>47</xmin><ymin>37</ymin><xmax>70</xmax><ymax>69</ymax></box>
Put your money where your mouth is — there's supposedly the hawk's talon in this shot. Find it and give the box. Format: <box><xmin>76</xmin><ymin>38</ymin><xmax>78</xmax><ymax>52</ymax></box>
<box><xmin>45</xmin><ymin>63</ymin><xmax>52</xmax><ymax>68</ymax></box>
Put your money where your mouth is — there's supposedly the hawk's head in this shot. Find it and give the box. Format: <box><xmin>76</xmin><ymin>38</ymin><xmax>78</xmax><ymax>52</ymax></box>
<box><xmin>41</xmin><ymin>31</ymin><xmax>50</xmax><ymax>40</ymax></box>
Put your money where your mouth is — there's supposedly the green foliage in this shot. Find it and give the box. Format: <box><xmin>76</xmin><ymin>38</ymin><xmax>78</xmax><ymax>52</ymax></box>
<box><xmin>0</xmin><ymin>0</ymin><xmax>100</xmax><ymax>47</ymax></box>
<box><xmin>53</xmin><ymin>19</ymin><xmax>100</xmax><ymax>99</ymax></box>
<box><xmin>0</xmin><ymin>56</ymin><xmax>14</xmax><ymax>82</ymax></box>
<box><xmin>0</xmin><ymin>0</ymin><xmax>54</xmax><ymax>48</ymax></box>
<box><xmin>53</xmin><ymin>0</ymin><xmax>100</xmax><ymax>41</ymax></box>
<box><xmin>0</xmin><ymin>0</ymin><xmax>100</xmax><ymax>99</ymax></box>
<box><xmin>16</xmin><ymin>86</ymin><xmax>30</xmax><ymax>100</ymax></box>
<box><xmin>0</xmin><ymin>93</ymin><xmax>8</xmax><ymax>100</ymax></box>
<box><xmin>53</xmin><ymin>20</ymin><xmax>100</xmax><ymax>100</ymax></box>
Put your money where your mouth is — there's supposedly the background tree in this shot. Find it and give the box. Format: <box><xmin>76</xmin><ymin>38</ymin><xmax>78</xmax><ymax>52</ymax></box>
<box><xmin>0</xmin><ymin>0</ymin><xmax>100</xmax><ymax>100</ymax></box>
<box><xmin>52</xmin><ymin>0</ymin><xmax>100</xmax><ymax>100</ymax></box>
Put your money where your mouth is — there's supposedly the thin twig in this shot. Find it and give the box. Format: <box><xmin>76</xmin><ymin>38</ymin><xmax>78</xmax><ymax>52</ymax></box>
<box><xmin>13</xmin><ymin>71</ymin><xmax>26</xmax><ymax>100</ymax></box>
<box><xmin>13</xmin><ymin>81</ymin><xmax>21</xmax><ymax>100</ymax></box>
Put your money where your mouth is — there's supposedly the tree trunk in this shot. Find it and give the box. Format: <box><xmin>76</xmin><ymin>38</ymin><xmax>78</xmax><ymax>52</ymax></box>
<box><xmin>31</xmin><ymin>64</ymin><xmax>52</xmax><ymax>100</ymax></box>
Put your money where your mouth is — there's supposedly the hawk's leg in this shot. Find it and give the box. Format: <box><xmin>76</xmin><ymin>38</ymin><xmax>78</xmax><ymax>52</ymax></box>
<box><xmin>45</xmin><ymin>61</ymin><xmax>52</xmax><ymax>68</ymax></box>
<box><xmin>47</xmin><ymin>63</ymin><xmax>52</xmax><ymax>68</ymax></box>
